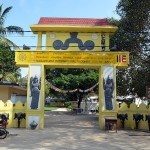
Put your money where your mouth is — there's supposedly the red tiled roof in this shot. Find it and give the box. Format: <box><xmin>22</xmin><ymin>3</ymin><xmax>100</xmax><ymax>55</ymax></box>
<box><xmin>38</xmin><ymin>17</ymin><xmax>110</xmax><ymax>26</ymax></box>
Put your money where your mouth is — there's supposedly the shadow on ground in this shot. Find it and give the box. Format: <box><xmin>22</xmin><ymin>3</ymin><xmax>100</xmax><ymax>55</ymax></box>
<box><xmin>0</xmin><ymin>111</ymin><xmax>150</xmax><ymax>150</ymax></box>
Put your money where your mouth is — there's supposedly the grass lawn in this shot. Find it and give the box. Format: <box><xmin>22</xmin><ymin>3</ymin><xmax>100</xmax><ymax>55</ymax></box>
<box><xmin>44</xmin><ymin>106</ymin><xmax>59</xmax><ymax>111</ymax></box>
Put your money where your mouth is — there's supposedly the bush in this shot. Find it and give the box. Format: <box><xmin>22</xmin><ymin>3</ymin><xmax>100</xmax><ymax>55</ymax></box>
<box><xmin>64</xmin><ymin>101</ymin><xmax>72</xmax><ymax>108</ymax></box>
<box><xmin>67</xmin><ymin>105</ymin><xmax>72</xmax><ymax>110</ymax></box>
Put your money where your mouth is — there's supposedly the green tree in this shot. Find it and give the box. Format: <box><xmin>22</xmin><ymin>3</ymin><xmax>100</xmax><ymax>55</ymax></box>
<box><xmin>0</xmin><ymin>5</ymin><xmax>24</xmax><ymax>81</ymax></box>
<box><xmin>46</xmin><ymin>68</ymin><xmax>99</xmax><ymax>107</ymax></box>
<box><xmin>0</xmin><ymin>45</ymin><xmax>18</xmax><ymax>81</ymax></box>
<box><xmin>114</xmin><ymin>0</ymin><xmax>150</xmax><ymax>53</ymax></box>
<box><xmin>19</xmin><ymin>75</ymin><xmax>28</xmax><ymax>88</ymax></box>
<box><xmin>45</xmin><ymin>84</ymin><xmax>50</xmax><ymax>98</ymax></box>
<box><xmin>0</xmin><ymin>5</ymin><xmax>23</xmax><ymax>48</ymax></box>
<box><xmin>4</xmin><ymin>68</ymin><xmax>21</xmax><ymax>82</ymax></box>
<box><xmin>109</xmin><ymin>0</ymin><xmax>150</xmax><ymax>97</ymax></box>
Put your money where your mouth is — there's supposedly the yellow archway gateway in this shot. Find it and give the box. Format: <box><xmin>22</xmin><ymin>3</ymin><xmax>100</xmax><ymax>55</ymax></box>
<box><xmin>15</xmin><ymin>17</ymin><xmax>129</xmax><ymax>129</ymax></box>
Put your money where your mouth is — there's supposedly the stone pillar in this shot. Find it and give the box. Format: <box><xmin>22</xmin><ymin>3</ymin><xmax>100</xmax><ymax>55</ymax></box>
<box><xmin>26</xmin><ymin>64</ymin><xmax>45</xmax><ymax>129</ymax></box>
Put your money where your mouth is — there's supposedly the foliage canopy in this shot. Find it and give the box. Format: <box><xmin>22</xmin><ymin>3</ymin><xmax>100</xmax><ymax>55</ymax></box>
<box><xmin>109</xmin><ymin>0</ymin><xmax>150</xmax><ymax>96</ymax></box>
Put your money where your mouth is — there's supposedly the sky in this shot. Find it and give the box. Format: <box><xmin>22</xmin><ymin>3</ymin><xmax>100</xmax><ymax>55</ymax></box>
<box><xmin>1</xmin><ymin>0</ymin><xmax>120</xmax><ymax>77</ymax></box>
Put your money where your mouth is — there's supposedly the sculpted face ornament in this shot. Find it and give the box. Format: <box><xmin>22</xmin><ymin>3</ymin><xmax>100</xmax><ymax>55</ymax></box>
<box><xmin>133</xmin><ymin>114</ymin><xmax>144</xmax><ymax>129</ymax></box>
<box><xmin>145</xmin><ymin>115</ymin><xmax>150</xmax><ymax>131</ymax></box>
<box><xmin>14</xmin><ymin>113</ymin><xmax>26</xmax><ymax>128</ymax></box>
<box><xmin>53</xmin><ymin>32</ymin><xmax>95</xmax><ymax>50</ymax></box>
<box><xmin>117</xmin><ymin>113</ymin><xmax>128</xmax><ymax>128</ymax></box>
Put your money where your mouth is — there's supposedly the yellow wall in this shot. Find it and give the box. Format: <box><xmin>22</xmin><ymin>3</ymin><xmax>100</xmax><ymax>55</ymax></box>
<box><xmin>1</xmin><ymin>100</ymin><xmax>149</xmax><ymax>131</ymax></box>
<box><xmin>117</xmin><ymin>102</ymin><xmax>150</xmax><ymax>130</ymax></box>
<box><xmin>0</xmin><ymin>100</ymin><xmax>26</xmax><ymax>128</ymax></box>
<box><xmin>45</xmin><ymin>32</ymin><xmax>102</xmax><ymax>51</ymax></box>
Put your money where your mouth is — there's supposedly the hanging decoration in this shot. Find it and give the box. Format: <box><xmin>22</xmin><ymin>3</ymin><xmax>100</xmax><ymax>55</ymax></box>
<box><xmin>46</xmin><ymin>80</ymin><xmax>98</xmax><ymax>93</ymax></box>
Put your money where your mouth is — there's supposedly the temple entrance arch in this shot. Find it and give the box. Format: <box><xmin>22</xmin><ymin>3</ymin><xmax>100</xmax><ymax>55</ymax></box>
<box><xmin>15</xmin><ymin>17</ymin><xmax>129</xmax><ymax>129</ymax></box>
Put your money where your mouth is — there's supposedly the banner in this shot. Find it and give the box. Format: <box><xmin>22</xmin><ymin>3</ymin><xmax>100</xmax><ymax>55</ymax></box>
<box><xmin>15</xmin><ymin>51</ymin><xmax>129</xmax><ymax>67</ymax></box>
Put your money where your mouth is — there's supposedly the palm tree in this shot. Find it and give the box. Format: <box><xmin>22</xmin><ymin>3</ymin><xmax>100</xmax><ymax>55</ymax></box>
<box><xmin>0</xmin><ymin>5</ymin><xmax>23</xmax><ymax>48</ymax></box>
<box><xmin>0</xmin><ymin>5</ymin><xmax>24</xmax><ymax>81</ymax></box>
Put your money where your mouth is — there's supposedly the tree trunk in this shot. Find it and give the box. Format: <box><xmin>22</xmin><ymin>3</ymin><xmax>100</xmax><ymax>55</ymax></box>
<box><xmin>78</xmin><ymin>99</ymin><xmax>82</xmax><ymax>108</ymax></box>
<box><xmin>77</xmin><ymin>94</ymin><xmax>83</xmax><ymax>108</ymax></box>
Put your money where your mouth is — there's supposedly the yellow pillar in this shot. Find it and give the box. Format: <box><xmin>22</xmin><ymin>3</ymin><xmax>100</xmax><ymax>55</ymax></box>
<box><xmin>98</xmin><ymin>66</ymin><xmax>104</xmax><ymax>129</ymax></box>
<box><xmin>105</xmin><ymin>33</ymin><xmax>110</xmax><ymax>51</ymax></box>
<box><xmin>37</xmin><ymin>32</ymin><xmax>42</xmax><ymax>50</ymax></box>
<box><xmin>99</xmin><ymin>65</ymin><xmax>117</xmax><ymax>129</ymax></box>
<box><xmin>99</xmin><ymin>33</ymin><xmax>102</xmax><ymax>51</ymax></box>
<box><xmin>26</xmin><ymin>64</ymin><xmax>45</xmax><ymax>129</ymax></box>
<box><xmin>40</xmin><ymin>65</ymin><xmax>45</xmax><ymax>128</ymax></box>
<box><xmin>46</xmin><ymin>32</ymin><xmax>50</xmax><ymax>50</ymax></box>
<box><xmin>113</xmin><ymin>66</ymin><xmax>117</xmax><ymax>110</ymax></box>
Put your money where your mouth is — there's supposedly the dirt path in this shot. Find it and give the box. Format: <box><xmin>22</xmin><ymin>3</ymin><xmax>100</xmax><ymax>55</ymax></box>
<box><xmin>44</xmin><ymin>111</ymin><xmax>99</xmax><ymax>129</ymax></box>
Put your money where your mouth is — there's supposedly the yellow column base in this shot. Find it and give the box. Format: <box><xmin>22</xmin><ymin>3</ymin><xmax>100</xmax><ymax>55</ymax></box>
<box><xmin>26</xmin><ymin>110</ymin><xmax>44</xmax><ymax>129</ymax></box>
<box><xmin>99</xmin><ymin>111</ymin><xmax>118</xmax><ymax>129</ymax></box>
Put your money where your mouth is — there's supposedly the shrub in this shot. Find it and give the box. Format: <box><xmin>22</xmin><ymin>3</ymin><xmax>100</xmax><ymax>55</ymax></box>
<box><xmin>64</xmin><ymin>101</ymin><xmax>72</xmax><ymax>108</ymax></box>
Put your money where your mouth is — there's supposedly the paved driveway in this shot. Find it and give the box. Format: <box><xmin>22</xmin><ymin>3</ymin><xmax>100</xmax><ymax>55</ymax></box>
<box><xmin>0</xmin><ymin>111</ymin><xmax>150</xmax><ymax>150</ymax></box>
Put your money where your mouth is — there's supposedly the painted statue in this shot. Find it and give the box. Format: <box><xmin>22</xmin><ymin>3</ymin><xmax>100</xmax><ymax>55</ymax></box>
<box><xmin>30</xmin><ymin>76</ymin><xmax>41</xmax><ymax>109</ymax></box>
<box><xmin>103</xmin><ymin>76</ymin><xmax>114</xmax><ymax>110</ymax></box>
